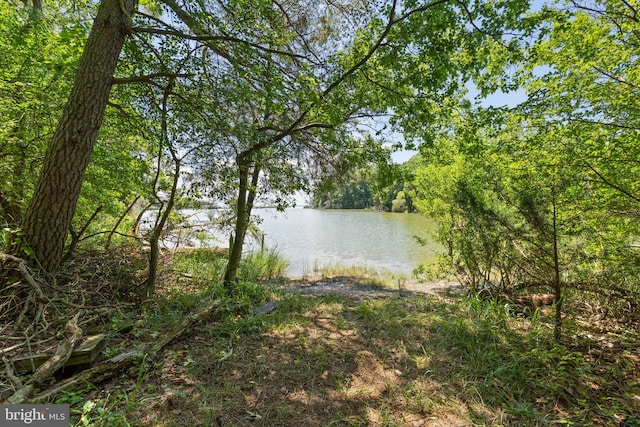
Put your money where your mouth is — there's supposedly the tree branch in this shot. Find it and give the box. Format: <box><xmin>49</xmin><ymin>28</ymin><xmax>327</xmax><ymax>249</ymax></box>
<box><xmin>583</xmin><ymin>162</ymin><xmax>640</xmax><ymax>204</ymax></box>
<box><xmin>592</xmin><ymin>65</ymin><xmax>639</xmax><ymax>89</ymax></box>
<box><xmin>237</xmin><ymin>0</ymin><xmax>403</xmax><ymax>163</ymax></box>
<box><xmin>133</xmin><ymin>26</ymin><xmax>312</xmax><ymax>62</ymax></box>
<box><xmin>112</xmin><ymin>72</ymin><xmax>194</xmax><ymax>85</ymax></box>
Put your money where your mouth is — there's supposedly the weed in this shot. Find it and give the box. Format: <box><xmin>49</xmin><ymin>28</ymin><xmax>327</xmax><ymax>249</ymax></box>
<box><xmin>69</xmin><ymin>395</ymin><xmax>131</xmax><ymax>427</ymax></box>
<box><xmin>238</xmin><ymin>248</ymin><xmax>289</xmax><ymax>281</ymax></box>
<box><xmin>172</xmin><ymin>248</ymin><xmax>227</xmax><ymax>284</ymax></box>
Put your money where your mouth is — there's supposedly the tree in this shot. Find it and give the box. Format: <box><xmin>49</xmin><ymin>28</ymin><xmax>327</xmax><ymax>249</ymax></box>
<box><xmin>12</xmin><ymin>0</ymin><xmax>535</xmax><ymax>278</ymax></box>
<box><xmin>216</xmin><ymin>0</ymin><xmax>536</xmax><ymax>282</ymax></box>
<box><xmin>312</xmin><ymin>166</ymin><xmax>375</xmax><ymax>209</ymax></box>
<box><xmin>391</xmin><ymin>190</ymin><xmax>407</xmax><ymax>213</ymax></box>
<box><xmin>410</xmin><ymin>110</ymin><xmax>587</xmax><ymax>339</ymax></box>
<box><xmin>513</xmin><ymin>0</ymin><xmax>640</xmax><ymax>317</ymax></box>
<box><xmin>163</xmin><ymin>0</ymin><xmax>397</xmax><ymax>284</ymax></box>
<box><xmin>0</xmin><ymin>1</ymin><xmax>86</xmax><ymax>249</ymax></box>
<box><xmin>18</xmin><ymin>0</ymin><xmax>137</xmax><ymax>270</ymax></box>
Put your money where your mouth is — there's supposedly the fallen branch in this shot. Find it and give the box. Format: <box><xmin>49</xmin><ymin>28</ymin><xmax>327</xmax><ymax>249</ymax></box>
<box><xmin>31</xmin><ymin>298</ymin><xmax>221</xmax><ymax>402</ymax></box>
<box><xmin>0</xmin><ymin>253</ymin><xmax>22</xmax><ymax>264</ymax></box>
<box><xmin>3</xmin><ymin>356</ymin><xmax>23</xmax><ymax>390</ymax></box>
<box><xmin>512</xmin><ymin>280</ymin><xmax>639</xmax><ymax>306</ymax></box>
<box><xmin>17</xmin><ymin>262</ymin><xmax>47</xmax><ymax>302</ymax></box>
<box><xmin>0</xmin><ymin>342</ymin><xmax>26</xmax><ymax>356</ymax></box>
<box><xmin>33</xmin><ymin>351</ymin><xmax>143</xmax><ymax>402</ymax></box>
<box><xmin>152</xmin><ymin>298</ymin><xmax>221</xmax><ymax>352</ymax></box>
<box><xmin>7</xmin><ymin>312</ymin><xmax>83</xmax><ymax>404</ymax></box>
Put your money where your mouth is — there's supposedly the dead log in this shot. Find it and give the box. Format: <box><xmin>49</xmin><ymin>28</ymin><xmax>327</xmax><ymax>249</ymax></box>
<box><xmin>152</xmin><ymin>298</ymin><xmax>221</xmax><ymax>352</ymax></box>
<box><xmin>0</xmin><ymin>253</ymin><xmax>24</xmax><ymax>264</ymax></box>
<box><xmin>7</xmin><ymin>313</ymin><xmax>83</xmax><ymax>404</ymax></box>
<box><xmin>32</xmin><ymin>351</ymin><xmax>143</xmax><ymax>402</ymax></box>
<box><xmin>512</xmin><ymin>280</ymin><xmax>638</xmax><ymax>311</ymax></box>
<box><xmin>31</xmin><ymin>298</ymin><xmax>221</xmax><ymax>402</ymax></box>
<box><xmin>11</xmin><ymin>334</ymin><xmax>106</xmax><ymax>373</ymax></box>
<box><xmin>509</xmin><ymin>293</ymin><xmax>555</xmax><ymax>309</ymax></box>
<box><xmin>483</xmin><ymin>292</ymin><xmax>556</xmax><ymax>310</ymax></box>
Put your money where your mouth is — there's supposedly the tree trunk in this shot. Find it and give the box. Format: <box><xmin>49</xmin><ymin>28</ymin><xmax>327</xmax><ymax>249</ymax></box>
<box><xmin>144</xmin><ymin>83</ymin><xmax>180</xmax><ymax>299</ymax></box>
<box><xmin>144</xmin><ymin>159</ymin><xmax>180</xmax><ymax>299</ymax></box>
<box><xmin>19</xmin><ymin>0</ymin><xmax>137</xmax><ymax>271</ymax></box>
<box><xmin>551</xmin><ymin>190</ymin><xmax>563</xmax><ymax>342</ymax></box>
<box><xmin>224</xmin><ymin>156</ymin><xmax>261</xmax><ymax>284</ymax></box>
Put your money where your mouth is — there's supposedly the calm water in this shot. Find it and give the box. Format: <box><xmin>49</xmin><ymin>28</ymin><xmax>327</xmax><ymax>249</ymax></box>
<box><xmin>247</xmin><ymin>208</ymin><xmax>441</xmax><ymax>276</ymax></box>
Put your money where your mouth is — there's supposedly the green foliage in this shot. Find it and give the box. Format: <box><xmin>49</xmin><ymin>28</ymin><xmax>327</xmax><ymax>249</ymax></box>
<box><xmin>0</xmin><ymin>1</ymin><xmax>152</xmax><ymax>252</ymax></box>
<box><xmin>515</xmin><ymin>0</ymin><xmax>640</xmax><ymax>295</ymax></box>
<box><xmin>64</xmin><ymin>353</ymin><xmax>152</xmax><ymax>427</ymax></box>
<box><xmin>412</xmin><ymin>0</ymin><xmax>640</xmax><ymax>307</ymax></box>
<box><xmin>414</xmin><ymin>121</ymin><xmax>584</xmax><ymax>292</ymax></box>
<box><xmin>172</xmin><ymin>249</ymin><xmax>228</xmax><ymax>284</ymax></box>
<box><xmin>0</xmin><ymin>2</ymin><xmax>87</xmax><ymax>244</ymax></box>
<box><xmin>391</xmin><ymin>190</ymin><xmax>408</xmax><ymax>213</ymax></box>
<box><xmin>312</xmin><ymin>156</ymin><xmax>418</xmax><ymax>212</ymax></box>
<box><xmin>237</xmin><ymin>248</ymin><xmax>289</xmax><ymax>282</ymax></box>
<box><xmin>312</xmin><ymin>167</ymin><xmax>375</xmax><ymax>209</ymax></box>
<box><xmin>407</xmin><ymin>0</ymin><xmax>640</xmax><ymax>299</ymax></box>
<box><xmin>61</xmin><ymin>392</ymin><xmax>132</xmax><ymax>427</ymax></box>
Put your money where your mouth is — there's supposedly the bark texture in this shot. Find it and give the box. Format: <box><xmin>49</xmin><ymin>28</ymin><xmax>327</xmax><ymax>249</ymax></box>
<box><xmin>20</xmin><ymin>0</ymin><xmax>137</xmax><ymax>271</ymax></box>
<box><xmin>224</xmin><ymin>156</ymin><xmax>261</xmax><ymax>284</ymax></box>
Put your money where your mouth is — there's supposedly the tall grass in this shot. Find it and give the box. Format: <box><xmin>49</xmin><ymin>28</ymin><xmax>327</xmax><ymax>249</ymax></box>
<box><xmin>172</xmin><ymin>249</ymin><xmax>227</xmax><ymax>283</ymax></box>
<box><xmin>237</xmin><ymin>248</ymin><xmax>289</xmax><ymax>282</ymax></box>
<box><xmin>172</xmin><ymin>247</ymin><xmax>289</xmax><ymax>284</ymax></box>
<box><xmin>303</xmin><ymin>261</ymin><xmax>385</xmax><ymax>279</ymax></box>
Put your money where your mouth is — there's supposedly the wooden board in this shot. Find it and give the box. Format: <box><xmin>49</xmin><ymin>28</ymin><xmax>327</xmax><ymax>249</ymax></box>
<box><xmin>11</xmin><ymin>334</ymin><xmax>107</xmax><ymax>373</ymax></box>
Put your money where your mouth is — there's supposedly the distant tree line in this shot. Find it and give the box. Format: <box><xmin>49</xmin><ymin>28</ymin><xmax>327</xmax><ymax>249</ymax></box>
<box><xmin>311</xmin><ymin>155</ymin><xmax>421</xmax><ymax>213</ymax></box>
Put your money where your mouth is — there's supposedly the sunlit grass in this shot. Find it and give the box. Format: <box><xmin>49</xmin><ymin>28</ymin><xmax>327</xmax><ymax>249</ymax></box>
<box><xmin>172</xmin><ymin>248</ymin><xmax>227</xmax><ymax>283</ymax></box>
<box><xmin>171</xmin><ymin>246</ymin><xmax>289</xmax><ymax>285</ymax></box>
<box><xmin>238</xmin><ymin>247</ymin><xmax>289</xmax><ymax>281</ymax></box>
<box><xmin>69</xmin><ymin>249</ymin><xmax>639</xmax><ymax>426</ymax></box>
<box><xmin>302</xmin><ymin>260</ymin><xmax>378</xmax><ymax>278</ymax></box>
<box><xmin>301</xmin><ymin>261</ymin><xmax>415</xmax><ymax>290</ymax></box>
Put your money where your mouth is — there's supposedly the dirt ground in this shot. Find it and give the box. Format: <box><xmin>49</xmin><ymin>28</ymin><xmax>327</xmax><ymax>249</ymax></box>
<box><xmin>279</xmin><ymin>276</ymin><xmax>465</xmax><ymax>299</ymax></box>
<box><xmin>119</xmin><ymin>279</ymin><xmax>478</xmax><ymax>427</ymax></box>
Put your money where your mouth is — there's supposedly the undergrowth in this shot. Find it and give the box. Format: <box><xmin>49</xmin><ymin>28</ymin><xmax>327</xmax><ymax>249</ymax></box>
<box><xmin>38</xmin><ymin>249</ymin><xmax>640</xmax><ymax>426</ymax></box>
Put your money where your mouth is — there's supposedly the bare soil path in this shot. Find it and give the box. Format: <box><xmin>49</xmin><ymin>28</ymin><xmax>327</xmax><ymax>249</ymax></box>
<box><xmin>279</xmin><ymin>276</ymin><xmax>465</xmax><ymax>299</ymax></box>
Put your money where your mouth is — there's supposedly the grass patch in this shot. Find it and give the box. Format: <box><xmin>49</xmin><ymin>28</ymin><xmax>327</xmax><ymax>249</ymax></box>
<box><xmin>56</xmin><ymin>251</ymin><xmax>639</xmax><ymax>426</ymax></box>
<box><xmin>304</xmin><ymin>261</ymin><xmax>383</xmax><ymax>279</ymax></box>
<box><xmin>171</xmin><ymin>246</ymin><xmax>289</xmax><ymax>286</ymax></box>
<box><xmin>172</xmin><ymin>248</ymin><xmax>227</xmax><ymax>284</ymax></box>
<box><xmin>238</xmin><ymin>248</ymin><xmax>289</xmax><ymax>282</ymax></box>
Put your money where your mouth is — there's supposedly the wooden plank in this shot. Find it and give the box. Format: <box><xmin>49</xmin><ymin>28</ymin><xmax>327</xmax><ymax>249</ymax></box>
<box><xmin>11</xmin><ymin>334</ymin><xmax>107</xmax><ymax>373</ymax></box>
<box><xmin>84</xmin><ymin>320</ymin><xmax>135</xmax><ymax>336</ymax></box>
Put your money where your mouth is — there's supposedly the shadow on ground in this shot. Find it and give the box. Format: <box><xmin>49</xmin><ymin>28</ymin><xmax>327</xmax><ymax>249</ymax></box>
<box><xmin>93</xmin><ymin>282</ymin><xmax>639</xmax><ymax>427</ymax></box>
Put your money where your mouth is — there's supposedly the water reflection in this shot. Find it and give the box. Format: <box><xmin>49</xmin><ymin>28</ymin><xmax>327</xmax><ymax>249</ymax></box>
<box><xmin>152</xmin><ymin>208</ymin><xmax>442</xmax><ymax>276</ymax></box>
<box><xmin>250</xmin><ymin>208</ymin><xmax>441</xmax><ymax>276</ymax></box>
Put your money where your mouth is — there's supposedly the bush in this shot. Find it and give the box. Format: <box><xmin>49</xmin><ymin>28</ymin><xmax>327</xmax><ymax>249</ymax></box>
<box><xmin>391</xmin><ymin>191</ymin><xmax>408</xmax><ymax>212</ymax></box>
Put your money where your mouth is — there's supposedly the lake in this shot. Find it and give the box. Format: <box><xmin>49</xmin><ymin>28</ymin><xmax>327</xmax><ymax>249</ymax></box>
<box><xmin>246</xmin><ymin>208</ymin><xmax>441</xmax><ymax>276</ymax></box>
<box><xmin>155</xmin><ymin>208</ymin><xmax>442</xmax><ymax>276</ymax></box>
